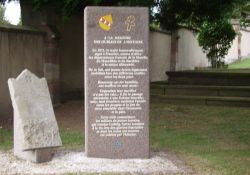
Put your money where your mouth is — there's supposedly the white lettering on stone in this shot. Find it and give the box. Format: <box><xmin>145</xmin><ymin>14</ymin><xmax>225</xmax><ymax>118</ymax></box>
<box><xmin>89</xmin><ymin>36</ymin><xmax>147</xmax><ymax>137</ymax></box>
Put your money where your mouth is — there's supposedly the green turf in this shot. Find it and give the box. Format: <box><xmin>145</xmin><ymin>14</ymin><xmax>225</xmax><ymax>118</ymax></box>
<box><xmin>60</xmin><ymin>130</ymin><xmax>84</xmax><ymax>149</ymax></box>
<box><xmin>0</xmin><ymin>129</ymin><xmax>84</xmax><ymax>150</ymax></box>
<box><xmin>150</xmin><ymin>103</ymin><xmax>250</xmax><ymax>175</ymax></box>
<box><xmin>228</xmin><ymin>58</ymin><xmax>250</xmax><ymax>69</ymax></box>
<box><xmin>0</xmin><ymin>128</ymin><xmax>12</xmax><ymax>150</ymax></box>
<box><xmin>1</xmin><ymin>103</ymin><xmax>250</xmax><ymax>174</ymax></box>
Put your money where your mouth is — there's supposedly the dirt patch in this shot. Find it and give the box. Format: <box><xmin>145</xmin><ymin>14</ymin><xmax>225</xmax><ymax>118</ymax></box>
<box><xmin>0</xmin><ymin>100</ymin><xmax>85</xmax><ymax>132</ymax></box>
<box><xmin>55</xmin><ymin>100</ymin><xmax>85</xmax><ymax>132</ymax></box>
<box><xmin>0</xmin><ymin>118</ymin><xmax>12</xmax><ymax>130</ymax></box>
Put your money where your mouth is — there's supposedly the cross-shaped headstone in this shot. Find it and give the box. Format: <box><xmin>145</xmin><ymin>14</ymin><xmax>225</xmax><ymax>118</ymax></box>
<box><xmin>125</xmin><ymin>15</ymin><xmax>135</xmax><ymax>32</ymax></box>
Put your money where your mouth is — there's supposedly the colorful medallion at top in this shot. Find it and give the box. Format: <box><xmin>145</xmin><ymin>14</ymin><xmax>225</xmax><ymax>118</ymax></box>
<box><xmin>99</xmin><ymin>14</ymin><xmax>113</xmax><ymax>31</ymax></box>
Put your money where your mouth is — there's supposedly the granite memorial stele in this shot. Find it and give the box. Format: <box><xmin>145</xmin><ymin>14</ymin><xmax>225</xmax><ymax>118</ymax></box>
<box><xmin>84</xmin><ymin>7</ymin><xmax>149</xmax><ymax>159</ymax></box>
<box><xmin>8</xmin><ymin>69</ymin><xmax>62</xmax><ymax>163</ymax></box>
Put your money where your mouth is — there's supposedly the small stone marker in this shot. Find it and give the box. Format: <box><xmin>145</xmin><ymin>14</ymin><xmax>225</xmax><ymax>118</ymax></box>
<box><xmin>84</xmin><ymin>7</ymin><xmax>149</xmax><ymax>158</ymax></box>
<box><xmin>8</xmin><ymin>69</ymin><xmax>62</xmax><ymax>163</ymax></box>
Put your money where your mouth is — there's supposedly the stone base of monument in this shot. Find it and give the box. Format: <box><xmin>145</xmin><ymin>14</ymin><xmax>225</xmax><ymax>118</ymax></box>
<box><xmin>14</xmin><ymin>148</ymin><xmax>53</xmax><ymax>163</ymax></box>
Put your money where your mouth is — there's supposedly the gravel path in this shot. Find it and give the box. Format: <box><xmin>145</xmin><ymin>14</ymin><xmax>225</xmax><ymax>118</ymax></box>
<box><xmin>0</xmin><ymin>150</ymin><xmax>190</xmax><ymax>174</ymax></box>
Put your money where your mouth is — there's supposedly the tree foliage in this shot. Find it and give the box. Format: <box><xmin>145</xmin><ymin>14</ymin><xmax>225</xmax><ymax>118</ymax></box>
<box><xmin>0</xmin><ymin>4</ymin><xmax>10</xmax><ymax>24</ymax></box>
<box><xmin>0</xmin><ymin>0</ymin><xmax>156</xmax><ymax>19</ymax></box>
<box><xmin>155</xmin><ymin>0</ymin><xmax>249</xmax><ymax>67</ymax></box>
<box><xmin>156</xmin><ymin>0</ymin><xmax>249</xmax><ymax>30</ymax></box>
<box><xmin>1</xmin><ymin>0</ymin><xmax>249</xmax><ymax>67</ymax></box>
<box><xmin>237</xmin><ymin>2</ymin><xmax>250</xmax><ymax>27</ymax></box>
<box><xmin>198</xmin><ymin>20</ymin><xmax>236</xmax><ymax>67</ymax></box>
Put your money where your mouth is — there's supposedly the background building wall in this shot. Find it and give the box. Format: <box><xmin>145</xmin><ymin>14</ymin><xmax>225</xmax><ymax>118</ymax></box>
<box><xmin>226</xmin><ymin>35</ymin><xmax>239</xmax><ymax>63</ymax></box>
<box><xmin>241</xmin><ymin>29</ymin><xmax>250</xmax><ymax>59</ymax></box>
<box><xmin>1</xmin><ymin>24</ymin><xmax>250</xmax><ymax>120</ymax></box>
<box><xmin>176</xmin><ymin>28</ymin><xmax>209</xmax><ymax>71</ymax></box>
<box><xmin>58</xmin><ymin>17</ymin><xmax>84</xmax><ymax>101</ymax></box>
<box><xmin>0</xmin><ymin>25</ymin><xmax>44</xmax><ymax>120</ymax></box>
<box><xmin>149</xmin><ymin>30</ymin><xmax>171</xmax><ymax>82</ymax></box>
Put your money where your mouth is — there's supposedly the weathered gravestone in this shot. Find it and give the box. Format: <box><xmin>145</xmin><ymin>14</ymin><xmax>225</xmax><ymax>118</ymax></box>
<box><xmin>8</xmin><ymin>69</ymin><xmax>62</xmax><ymax>163</ymax></box>
<box><xmin>84</xmin><ymin>7</ymin><xmax>149</xmax><ymax>159</ymax></box>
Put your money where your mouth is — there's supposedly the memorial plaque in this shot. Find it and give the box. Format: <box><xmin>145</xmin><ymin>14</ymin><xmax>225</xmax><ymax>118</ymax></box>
<box><xmin>84</xmin><ymin>7</ymin><xmax>149</xmax><ymax>159</ymax></box>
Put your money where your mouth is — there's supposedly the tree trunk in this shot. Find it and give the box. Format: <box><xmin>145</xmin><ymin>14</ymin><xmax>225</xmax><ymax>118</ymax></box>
<box><xmin>19</xmin><ymin>1</ymin><xmax>84</xmax><ymax>103</ymax></box>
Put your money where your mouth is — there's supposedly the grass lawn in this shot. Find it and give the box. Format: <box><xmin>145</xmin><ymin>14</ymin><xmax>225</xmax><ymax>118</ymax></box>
<box><xmin>150</xmin><ymin>103</ymin><xmax>250</xmax><ymax>175</ymax></box>
<box><xmin>1</xmin><ymin>102</ymin><xmax>250</xmax><ymax>175</ymax></box>
<box><xmin>228</xmin><ymin>58</ymin><xmax>250</xmax><ymax>69</ymax></box>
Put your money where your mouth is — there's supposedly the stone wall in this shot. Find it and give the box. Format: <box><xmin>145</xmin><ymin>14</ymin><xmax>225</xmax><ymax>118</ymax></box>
<box><xmin>149</xmin><ymin>30</ymin><xmax>171</xmax><ymax>82</ymax></box>
<box><xmin>241</xmin><ymin>29</ymin><xmax>250</xmax><ymax>59</ymax></box>
<box><xmin>226</xmin><ymin>34</ymin><xmax>239</xmax><ymax>63</ymax></box>
<box><xmin>175</xmin><ymin>28</ymin><xmax>210</xmax><ymax>71</ymax></box>
<box><xmin>149</xmin><ymin>27</ymin><xmax>250</xmax><ymax>80</ymax></box>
